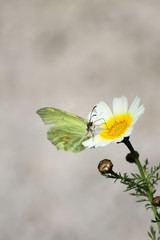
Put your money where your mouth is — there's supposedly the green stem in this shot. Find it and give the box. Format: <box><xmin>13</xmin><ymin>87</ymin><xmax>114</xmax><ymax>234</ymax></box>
<box><xmin>123</xmin><ymin>137</ymin><xmax>160</xmax><ymax>233</ymax></box>
<box><xmin>123</xmin><ymin>138</ymin><xmax>145</xmax><ymax>179</ymax></box>
<box><xmin>109</xmin><ymin>170</ymin><xmax>147</xmax><ymax>191</ymax></box>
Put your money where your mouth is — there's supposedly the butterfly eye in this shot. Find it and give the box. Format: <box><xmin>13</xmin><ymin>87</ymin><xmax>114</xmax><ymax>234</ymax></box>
<box><xmin>87</xmin><ymin>122</ymin><xmax>93</xmax><ymax>127</ymax></box>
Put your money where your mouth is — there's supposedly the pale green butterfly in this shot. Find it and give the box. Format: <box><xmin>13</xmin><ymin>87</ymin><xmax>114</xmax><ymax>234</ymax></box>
<box><xmin>36</xmin><ymin>106</ymin><xmax>96</xmax><ymax>153</ymax></box>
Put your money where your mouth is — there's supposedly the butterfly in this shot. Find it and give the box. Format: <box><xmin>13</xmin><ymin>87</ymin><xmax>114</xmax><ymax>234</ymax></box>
<box><xmin>36</xmin><ymin>107</ymin><xmax>95</xmax><ymax>153</ymax></box>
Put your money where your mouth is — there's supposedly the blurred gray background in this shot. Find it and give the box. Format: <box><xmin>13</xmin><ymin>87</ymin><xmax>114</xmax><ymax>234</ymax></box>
<box><xmin>1</xmin><ymin>0</ymin><xmax>160</xmax><ymax>239</ymax></box>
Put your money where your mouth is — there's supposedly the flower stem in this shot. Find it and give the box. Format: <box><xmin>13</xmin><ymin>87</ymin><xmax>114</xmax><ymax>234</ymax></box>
<box><xmin>123</xmin><ymin>137</ymin><xmax>160</xmax><ymax>233</ymax></box>
<box><xmin>123</xmin><ymin>138</ymin><xmax>145</xmax><ymax>179</ymax></box>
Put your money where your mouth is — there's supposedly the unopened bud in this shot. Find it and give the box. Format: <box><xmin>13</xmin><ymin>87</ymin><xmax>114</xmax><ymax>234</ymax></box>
<box><xmin>98</xmin><ymin>159</ymin><xmax>113</xmax><ymax>174</ymax></box>
<box><xmin>126</xmin><ymin>151</ymin><xmax>139</xmax><ymax>163</ymax></box>
<box><xmin>152</xmin><ymin>196</ymin><xmax>160</xmax><ymax>207</ymax></box>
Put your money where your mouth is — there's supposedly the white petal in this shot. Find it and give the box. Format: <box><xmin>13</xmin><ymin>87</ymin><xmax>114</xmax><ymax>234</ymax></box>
<box><xmin>93</xmin><ymin>136</ymin><xmax>113</xmax><ymax>147</ymax></box>
<box><xmin>82</xmin><ymin>135</ymin><xmax>113</xmax><ymax>148</ymax></box>
<box><xmin>123</xmin><ymin>126</ymin><xmax>133</xmax><ymax>137</ymax></box>
<box><xmin>129</xmin><ymin>97</ymin><xmax>145</xmax><ymax>125</ymax></box>
<box><xmin>82</xmin><ymin>138</ymin><xmax>95</xmax><ymax>148</ymax></box>
<box><xmin>129</xmin><ymin>96</ymin><xmax>140</xmax><ymax>114</ymax></box>
<box><xmin>113</xmin><ymin>96</ymin><xmax>128</xmax><ymax>115</ymax></box>
<box><xmin>113</xmin><ymin>136</ymin><xmax>124</xmax><ymax>143</ymax></box>
<box><xmin>95</xmin><ymin>101</ymin><xmax>113</xmax><ymax>120</ymax></box>
<box><xmin>131</xmin><ymin>106</ymin><xmax>145</xmax><ymax>125</ymax></box>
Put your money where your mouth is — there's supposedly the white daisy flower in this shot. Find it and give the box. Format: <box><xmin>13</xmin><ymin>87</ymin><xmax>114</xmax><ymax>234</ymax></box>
<box><xmin>83</xmin><ymin>96</ymin><xmax>145</xmax><ymax>148</ymax></box>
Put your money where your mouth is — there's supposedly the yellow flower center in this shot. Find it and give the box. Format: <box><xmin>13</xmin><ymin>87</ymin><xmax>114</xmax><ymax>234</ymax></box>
<box><xmin>98</xmin><ymin>113</ymin><xmax>132</xmax><ymax>140</ymax></box>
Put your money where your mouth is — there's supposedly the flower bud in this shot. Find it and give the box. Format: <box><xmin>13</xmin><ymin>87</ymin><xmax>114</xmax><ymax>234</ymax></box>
<box><xmin>98</xmin><ymin>159</ymin><xmax>113</xmax><ymax>174</ymax></box>
<box><xmin>126</xmin><ymin>151</ymin><xmax>139</xmax><ymax>163</ymax></box>
<box><xmin>152</xmin><ymin>196</ymin><xmax>160</xmax><ymax>207</ymax></box>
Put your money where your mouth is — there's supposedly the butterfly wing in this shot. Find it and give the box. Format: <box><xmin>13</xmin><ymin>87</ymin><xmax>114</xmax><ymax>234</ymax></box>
<box><xmin>36</xmin><ymin>107</ymin><xmax>90</xmax><ymax>153</ymax></box>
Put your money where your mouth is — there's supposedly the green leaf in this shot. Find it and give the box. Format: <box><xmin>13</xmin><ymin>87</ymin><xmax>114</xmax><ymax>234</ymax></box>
<box><xmin>148</xmin><ymin>226</ymin><xmax>156</xmax><ymax>240</ymax></box>
<box><xmin>36</xmin><ymin>107</ymin><xmax>90</xmax><ymax>153</ymax></box>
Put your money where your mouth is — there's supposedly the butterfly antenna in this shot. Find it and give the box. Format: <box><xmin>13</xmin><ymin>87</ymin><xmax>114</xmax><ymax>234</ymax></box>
<box><xmin>89</xmin><ymin>105</ymin><xmax>97</xmax><ymax>122</ymax></box>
